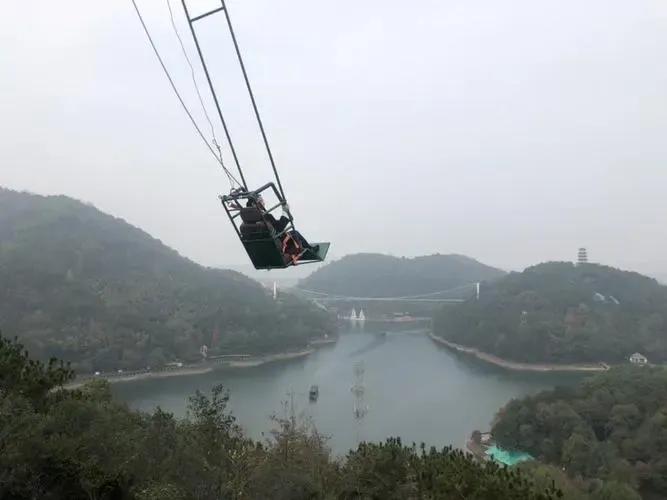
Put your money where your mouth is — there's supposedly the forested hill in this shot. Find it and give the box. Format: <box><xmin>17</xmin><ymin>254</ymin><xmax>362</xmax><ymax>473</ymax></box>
<box><xmin>0</xmin><ymin>188</ymin><xmax>334</xmax><ymax>372</ymax></box>
<box><xmin>299</xmin><ymin>253</ymin><xmax>505</xmax><ymax>297</ymax></box>
<box><xmin>434</xmin><ymin>261</ymin><xmax>667</xmax><ymax>364</ymax></box>
<box><xmin>493</xmin><ymin>367</ymin><xmax>667</xmax><ymax>499</ymax></box>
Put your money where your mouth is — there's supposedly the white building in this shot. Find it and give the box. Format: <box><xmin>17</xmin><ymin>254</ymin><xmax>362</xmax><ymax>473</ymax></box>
<box><xmin>629</xmin><ymin>352</ymin><xmax>648</xmax><ymax>365</ymax></box>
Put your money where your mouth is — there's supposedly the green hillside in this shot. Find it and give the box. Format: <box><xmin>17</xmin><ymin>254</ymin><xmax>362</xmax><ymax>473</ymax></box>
<box><xmin>434</xmin><ymin>261</ymin><xmax>667</xmax><ymax>364</ymax></box>
<box><xmin>0</xmin><ymin>188</ymin><xmax>334</xmax><ymax>372</ymax></box>
<box><xmin>493</xmin><ymin>366</ymin><xmax>667</xmax><ymax>499</ymax></box>
<box><xmin>299</xmin><ymin>253</ymin><xmax>505</xmax><ymax>298</ymax></box>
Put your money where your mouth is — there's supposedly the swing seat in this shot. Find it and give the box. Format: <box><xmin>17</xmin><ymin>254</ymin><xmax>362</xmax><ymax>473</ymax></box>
<box><xmin>241</xmin><ymin>237</ymin><xmax>329</xmax><ymax>270</ymax></box>
<box><xmin>235</xmin><ymin>204</ymin><xmax>329</xmax><ymax>270</ymax></box>
<box><xmin>301</xmin><ymin>242</ymin><xmax>330</xmax><ymax>262</ymax></box>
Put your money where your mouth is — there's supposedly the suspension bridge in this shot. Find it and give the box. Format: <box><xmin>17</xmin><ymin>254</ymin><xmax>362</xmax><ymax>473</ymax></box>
<box><xmin>291</xmin><ymin>282</ymin><xmax>481</xmax><ymax>303</ymax></box>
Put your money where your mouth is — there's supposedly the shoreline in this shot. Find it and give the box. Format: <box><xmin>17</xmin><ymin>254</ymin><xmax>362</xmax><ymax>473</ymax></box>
<box><xmin>65</xmin><ymin>338</ymin><xmax>335</xmax><ymax>389</ymax></box>
<box><xmin>225</xmin><ymin>348</ymin><xmax>314</xmax><ymax>368</ymax></box>
<box><xmin>429</xmin><ymin>332</ymin><xmax>609</xmax><ymax>372</ymax></box>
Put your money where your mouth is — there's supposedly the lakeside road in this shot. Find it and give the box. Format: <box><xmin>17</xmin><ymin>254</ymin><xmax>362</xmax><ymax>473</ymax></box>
<box><xmin>64</xmin><ymin>341</ymin><xmax>334</xmax><ymax>389</ymax></box>
<box><xmin>429</xmin><ymin>332</ymin><xmax>609</xmax><ymax>373</ymax></box>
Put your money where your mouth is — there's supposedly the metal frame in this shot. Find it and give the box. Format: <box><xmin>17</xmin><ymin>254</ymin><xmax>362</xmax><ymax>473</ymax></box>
<box><xmin>181</xmin><ymin>1</ymin><xmax>326</xmax><ymax>269</ymax></box>
<box><xmin>220</xmin><ymin>182</ymin><xmax>292</xmax><ymax>239</ymax></box>
<box><xmin>181</xmin><ymin>0</ymin><xmax>286</xmax><ymax>200</ymax></box>
<box><xmin>220</xmin><ymin>183</ymin><xmax>319</xmax><ymax>269</ymax></box>
<box><xmin>181</xmin><ymin>0</ymin><xmax>247</xmax><ymax>189</ymax></box>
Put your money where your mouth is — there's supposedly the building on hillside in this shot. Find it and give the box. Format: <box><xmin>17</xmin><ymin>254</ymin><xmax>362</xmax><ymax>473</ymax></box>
<box><xmin>629</xmin><ymin>352</ymin><xmax>648</xmax><ymax>365</ymax></box>
<box><xmin>577</xmin><ymin>247</ymin><xmax>588</xmax><ymax>265</ymax></box>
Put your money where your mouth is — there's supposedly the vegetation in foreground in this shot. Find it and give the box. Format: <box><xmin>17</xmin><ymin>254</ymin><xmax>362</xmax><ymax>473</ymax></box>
<box><xmin>493</xmin><ymin>366</ymin><xmax>667</xmax><ymax>499</ymax></box>
<box><xmin>435</xmin><ymin>262</ymin><xmax>667</xmax><ymax>364</ymax></box>
<box><xmin>0</xmin><ymin>188</ymin><xmax>335</xmax><ymax>373</ymax></box>
<box><xmin>0</xmin><ymin>334</ymin><xmax>560</xmax><ymax>499</ymax></box>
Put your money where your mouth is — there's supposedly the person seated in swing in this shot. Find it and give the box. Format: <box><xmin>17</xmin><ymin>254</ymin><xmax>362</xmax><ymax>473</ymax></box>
<box><xmin>245</xmin><ymin>195</ymin><xmax>318</xmax><ymax>258</ymax></box>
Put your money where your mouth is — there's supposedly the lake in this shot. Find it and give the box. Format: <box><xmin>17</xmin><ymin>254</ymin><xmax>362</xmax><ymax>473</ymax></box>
<box><xmin>113</xmin><ymin>324</ymin><xmax>583</xmax><ymax>455</ymax></box>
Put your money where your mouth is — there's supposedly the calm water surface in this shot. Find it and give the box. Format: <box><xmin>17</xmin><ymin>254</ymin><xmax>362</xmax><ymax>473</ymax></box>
<box><xmin>113</xmin><ymin>326</ymin><xmax>582</xmax><ymax>455</ymax></box>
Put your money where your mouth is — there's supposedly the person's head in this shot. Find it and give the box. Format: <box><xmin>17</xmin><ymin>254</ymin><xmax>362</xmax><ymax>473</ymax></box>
<box><xmin>246</xmin><ymin>194</ymin><xmax>265</xmax><ymax>210</ymax></box>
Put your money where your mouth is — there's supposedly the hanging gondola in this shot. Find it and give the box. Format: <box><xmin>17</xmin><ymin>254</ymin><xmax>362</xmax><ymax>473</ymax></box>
<box><xmin>221</xmin><ymin>183</ymin><xmax>329</xmax><ymax>270</ymax></box>
<box><xmin>179</xmin><ymin>0</ymin><xmax>329</xmax><ymax>270</ymax></box>
<box><xmin>132</xmin><ymin>0</ymin><xmax>329</xmax><ymax>270</ymax></box>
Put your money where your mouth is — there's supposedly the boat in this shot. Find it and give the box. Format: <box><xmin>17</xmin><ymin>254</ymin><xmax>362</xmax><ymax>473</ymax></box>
<box><xmin>309</xmin><ymin>384</ymin><xmax>319</xmax><ymax>401</ymax></box>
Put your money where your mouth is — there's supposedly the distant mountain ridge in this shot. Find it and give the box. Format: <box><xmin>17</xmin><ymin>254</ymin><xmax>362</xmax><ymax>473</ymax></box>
<box><xmin>0</xmin><ymin>188</ymin><xmax>333</xmax><ymax>372</ymax></box>
<box><xmin>298</xmin><ymin>253</ymin><xmax>505</xmax><ymax>298</ymax></box>
<box><xmin>434</xmin><ymin>261</ymin><xmax>667</xmax><ymax>364</ymax></box>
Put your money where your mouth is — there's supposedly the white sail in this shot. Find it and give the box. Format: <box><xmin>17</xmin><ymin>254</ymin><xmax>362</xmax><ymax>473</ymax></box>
<box><xmin>358</xmin><ymin>309</ymin><xmax>366</xmax><ymax>321</ymax></box>
<box><xmin>350</xmin><ymin>308</ymin><xmax>357</xmax><ymax>321</ymax></box>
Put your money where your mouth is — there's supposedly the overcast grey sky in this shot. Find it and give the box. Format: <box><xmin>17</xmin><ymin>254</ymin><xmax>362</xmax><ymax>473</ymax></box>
<box><xmin>1</xmin><ymin>0</ymin><xmax>666</xmax><ymax>276</ymax></box>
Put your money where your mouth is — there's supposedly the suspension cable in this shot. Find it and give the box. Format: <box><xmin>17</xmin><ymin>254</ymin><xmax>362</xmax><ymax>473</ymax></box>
<box><xmin>180</xmin><ymin>0</ymin><xmax>248</xmax><ymax>191</ymax></box>
<box><xmin>221</xmin><ymin>0</ymin><xmax>287</xmax><ymax>201</ymax></box>
<box><xmin>130</xmin><ymin>0</ymin><xmax>242</xmax><ymax>188</ymax></box>
<box><xmin>166</xmin><ymin>0</ymin><xmax>217</xmax><ymax>147</ymax></box>
<box><xmin>166</xmin><ymin>0</ymin><xmax>238</xmax><ymax>188</ymax></box>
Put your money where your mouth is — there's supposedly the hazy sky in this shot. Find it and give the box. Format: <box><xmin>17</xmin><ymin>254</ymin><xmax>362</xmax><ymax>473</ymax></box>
<box><xmin>1</xmin><ymin>0</ymin><xmax>666</xmax><ymax>276</ymax></box>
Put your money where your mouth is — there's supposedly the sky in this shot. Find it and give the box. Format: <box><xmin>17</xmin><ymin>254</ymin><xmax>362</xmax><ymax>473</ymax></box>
<box><xmin>1</xmin><ymin>0</ymin><xmax>666</xmax><ymax>278</ymax></box>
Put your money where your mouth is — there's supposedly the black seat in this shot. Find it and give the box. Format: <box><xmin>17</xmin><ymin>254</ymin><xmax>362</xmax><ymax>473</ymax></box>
<box><xmin>239</xmin><ymin>207</ymin><xmax>274</xmax><ymax>241</ymax></box>
<box><xmin>238</xmin><ymin>206</ymin><xmax>288</xmax><ymax>268</ymax></box>
<box><xmin>222</xmin><ymin>192</ymin><xmax>330</xmax><ymax>270</ymax></box>
<box><xmin>239</xmin><ymin>207</ymin><xmax>263</xmax><ymax>224</ymax></box>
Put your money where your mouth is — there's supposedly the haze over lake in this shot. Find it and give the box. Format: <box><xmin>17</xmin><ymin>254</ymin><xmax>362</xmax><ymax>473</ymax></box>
<box><xmin>114</xmin><ymin>324</ymin><xmax>582</xmax><ymax>455</ymax></box>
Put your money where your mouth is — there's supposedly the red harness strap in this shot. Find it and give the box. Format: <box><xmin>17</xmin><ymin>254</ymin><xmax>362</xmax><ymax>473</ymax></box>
<box><xmin>281</xmin><ymin>233</ymin><xmax>303</xmax><ymax>265</ymax></box>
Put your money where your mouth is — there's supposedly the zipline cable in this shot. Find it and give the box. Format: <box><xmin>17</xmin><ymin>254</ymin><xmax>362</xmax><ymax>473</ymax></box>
<box><xmin>166</xmin><ymin>0</ymin><xmax>237</xmax><ymax>188</ymax></box>
<box><xmin>166</xmin><ymin>0</ymin><xmax>217</xmax><ymax>150</ymax></box>
<box><xmin>130</xmin><ymin>0</ymin><xmax>242</xmax><ymax>188</ymax></box>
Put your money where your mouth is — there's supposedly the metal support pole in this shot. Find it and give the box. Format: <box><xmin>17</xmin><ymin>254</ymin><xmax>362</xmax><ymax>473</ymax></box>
<box><xmin>181</xmin><ymin>0</ymin><xmax>247</xmax><ymax>190</ymax></box>
<box><xmin>220</xmin><ymin>0</ymin><xmax>286</xmax><ymax>201</ymax></box>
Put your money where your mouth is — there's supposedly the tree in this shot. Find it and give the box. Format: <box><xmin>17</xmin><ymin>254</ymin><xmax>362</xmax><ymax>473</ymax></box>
<box><xmin>0</xmin><ymin>188</ymin><xmax>336</xmax><ymax>373</ymax></box>
<box><xmin>562</xmin><ymin>433</ymin><xmax>596</xmax><ymax>475</ymax></box>
<box><xmin>0</xmin><ymin>333</ymin><xmax>73</xmax><ymax>404</ymax></box>
<box><xmin>492</xmin><ymin>366</ymin><xmax>667</xmax><ymax>498</ymax></box>
<box><xmin>592</xmin><ymin>481</ymin><xmax>641</xmax><ymax>500</ymax></box>
<box><xmin>435</xmin><ymin>261</ymin><xmax>667</xmax><ymax>364</ymax></box>
<box><xmin>1</xmin><ymin>339</ymin><xmax>567</xmax><ymax>500</ymax></box>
